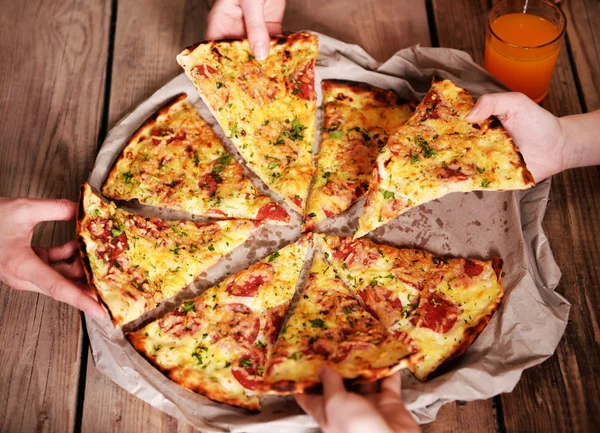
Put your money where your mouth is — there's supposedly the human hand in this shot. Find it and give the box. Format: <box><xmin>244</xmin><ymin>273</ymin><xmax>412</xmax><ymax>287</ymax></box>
<box><xmin>295</xmin><ymin>367</ymin><xmax>421</xmax><ymax>433</ymax></box>
<box><xmin>465</xmin><ymin>92</ymin><xmax>567</xmax><ymax>182</ymax></box>
<box><xmin>206</xmin><ymin>0</ymin><xmax>286</xmax><ymax>60</ymax></box>
<box><xmin>0</xmin><ymin>197</ymin><xmax>105</xmax><ymax>318</ymax></box>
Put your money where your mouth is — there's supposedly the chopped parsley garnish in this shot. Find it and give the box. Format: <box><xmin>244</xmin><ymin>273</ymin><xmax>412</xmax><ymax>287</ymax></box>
<box><xmin>192</xmin><ymin>151</ymin><xmax>200</xmax><ymax>167</ymax></box>
<box><xmin>268</xmin><ymin>161</ymin><xmax>279</xmax><ymax>170</ymax></box>
<box><xmin>307</xmin><ymin>212</ymin><xmax>316</xmax><ymax>217</ymax></box>
<box><xmin>255</xmin><ymin>340</ymin><xmax>266</xmax><ymax>349</ymax></box>
<box><xmin>481</xmin><ymin>179</ymin><xmax>491</xmax><ymax>188</ymax></box>
<box><xmin>410</xmin><ymin>153</ymin><xmax>420</xmax><ymax>164</ymax></box>
<box><xmin>380</xmin><ymin>189</ymin><xmax>395</xmax><ymax>200</ymax></box>
<box><xmin>329</xmin><ymin>130</ymin><xmax>344</xmax><ymax>139</ymax></box>
<box><xmin>111</xmin><ymin>228</ymin><xmax>123</xmax><ymax>237</ymax></box>
<box><xmin>225</xmin><ymin>361</ymin><xmax>231</xmax><ymax>368</ymax></box>
<box><xmin>343</xmin><ymin>306</ymin><xmax>352</xmax><ymax>315</ymax></box>
<box><xmin>477</xmin><ymin>166</ymin><xmax>485</xmax><ymax>174</ymax></box>
<box><xmin>309</xmin><ymin>318</ymin><xmax>326</xmax><ymax>329</ymax></box>
<box><xmin>122</xmin><ymin>172</ymin><xmax>133</xmax><ymax>184</ymax></box>
<box><xmin>216</xmin><ymin>82</ymin><xmax>223</xmax><ymax>89</ymax></box>
<box><xmin>239</xmin><ymin>358</ymin><xmax>252</xmax><ymax>368</ymax></box>
<box><xmin>229</xmin><ymin>122</ymin><xmax>240</xmax><ymax>139</ymax></box>
<box><xmin>191</xmin><ymin>352</ymin><xmax>203</xmax><ymax>365</ymax></box>
<box><xmin>432</xmin><ymin>257</ymin><xmax>439</xmax><ymax>264</ymax></box>
<box><xmin>269</xmin><ymin>251</ymin><xmax>280</xmax><ymax>262</ymax></box>
<box><xmin>208</xmin><ymin>244</ymin><xmax>215</xmax><ymax>251</ymax></box>
<box><xmin>416</xmin><ymin>137</ymin><xmax>436</xmax><ymax>158</ymax></box>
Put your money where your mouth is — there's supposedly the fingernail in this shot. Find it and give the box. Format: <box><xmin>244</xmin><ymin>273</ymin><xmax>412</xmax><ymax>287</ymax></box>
<box><xmin>252</xmin><ymin>42</ymin><xmax>268</xmax><ymax>60</ymax></box>
<box><xmin>465</xmin><ymin>108</ymin><xmax>478</xmax><ymax>121</ymax></box>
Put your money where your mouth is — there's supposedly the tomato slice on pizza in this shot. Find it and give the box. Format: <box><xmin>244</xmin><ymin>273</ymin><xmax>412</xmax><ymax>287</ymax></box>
<box><xmin>303</xmin><ymin>80</ymin><xmax>414</xmax><ymax>231</ymax></box>
<box><xmin>102</xmin><ymin>94</ymin><xmax>289</xmax><ymax>224</ymax></box>
<box><xmin>177</xmin><ymin>33</ymin><xmax>318</xmax><ymax>215</ymax></box>
<box><xmin>356</xmin><ymin>78</ymin><xmax>534</xmax><ymax>238</ymax></box>
<box><xmin>127</xmin><ymin>237</ymin><xmax>311</xmax><ymax>410</ymax></box>
<box><xmin>260</xmin><ymin>251</ymin><xmax>419</xmax><ymax>394</ymax></box>
<box><xmin>77</xmin><ymin>183</ymin><xmax>260</xmax><ymax>327</ymax></box>
<box><xmin>315</xmin><ymin>234</ymin><xmax>504</xmax><ymax>381</ymax></box>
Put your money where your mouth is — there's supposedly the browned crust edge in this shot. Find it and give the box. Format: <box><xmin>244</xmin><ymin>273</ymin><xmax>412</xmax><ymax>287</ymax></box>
<box><xmin>76</xmin><ymin>183</ymin><xmax>120</xmax><ymax>326</ymax></box>
<box><xmin>178</xmin><ymin>32</ymin><xmax>316</xmax><ymax>59</ymax></box>
<box><xmin>126</xmin><ymin>331</ymin><xmax>261</xmax><ymax>411</ymax></box>
<box><xmin>101</xmin><ymin>93</ymin><xmax>188</xmax><ymax>196</ymax></box>
<box><xmin>322</xmin><ymin>79</ymin><xmax>414</xmax><ymax>107</ymax></box>
<box><xmin>414</xmin><ymin>257</ymin><xmax>506</xmax><ymax>381</ymax></box>
<box><xmin>259</xmin><ymin>350</ymin><xmax>421</xmax><ymax>395</ymax></box>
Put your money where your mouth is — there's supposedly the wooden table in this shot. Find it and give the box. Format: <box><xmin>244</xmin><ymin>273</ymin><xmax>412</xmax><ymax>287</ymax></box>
<box><xmin>0</xmin><ymin>1</ymin><xmax>598</xmax><ymax>432</ymax></box>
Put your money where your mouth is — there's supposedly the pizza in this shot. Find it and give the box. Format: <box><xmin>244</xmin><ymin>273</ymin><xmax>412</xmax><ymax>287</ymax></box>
<box><xmin>314</xmin><ymin>234</ymin><xmax>504</xmax><ymax>381</ymax></box>
<box><xmin>77</xmin><ymin>183</ymin><xmax>260</xmax><ymax>327</ymax></box>
<box><xmin>303</xmin><ymin>80</ymin><xmax>414</xmax><ymax>231</ymax></box>
<box><xmin>355</xmin><ymin>78</ymin><xmax>535</xmax><ymax>238</ymax></box>
<box><xmin>101</xmin><ymin>94</ymin><xmax>289</xmax><ymax>224</ymax></box>
<box><xmin>126</xmin><ymin>237</ymin><xmax>311</xmax><ymax>410</ymax></box>
<box><xmin>260</xmin><ymin>251</ymin><xmax>419</xmax><ymax>394</ymax></box>
<box><xmin>177</xmin><ymin>32</ymin><xmax>318</xmax><ymax>214</ymax></box>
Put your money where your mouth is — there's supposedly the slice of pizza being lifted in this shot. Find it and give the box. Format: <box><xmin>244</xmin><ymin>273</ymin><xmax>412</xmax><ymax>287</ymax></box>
<box><xmin>127</xmin><ymin>237</ymin><xmax>311</xmax><ymax>411</ymax></box>
<box><xmin>102</xmin><ymin>94</ymin><xmax>289</xmax><ymax>224</ymax></box>
<box><xmin>177</xmin><ymin>32</ymin><xmax>318</xmax><ymax>215</ymax></box>
<box><xmin>315</xmin><ymin>234</ymin><xmax>504</xmax><ymax>381</ymax></box>
<box><xmin>355</xmin><ymin>78</ymin><xmax>535</xmax><ymax>238</ymax></box>
<box><xmin>303</xmin><ymin>80</ymin><xmax>414</xmax><ymax>231</ymax></box>
<box><xmin>77</xmin><ymin>183</ymin><xmax>260</xmax><ymax>327</ymax></box>
<box><xmin>260</xmin><ymin>251</ymin><xmax>419</xmax><ymax>394</ymax></box>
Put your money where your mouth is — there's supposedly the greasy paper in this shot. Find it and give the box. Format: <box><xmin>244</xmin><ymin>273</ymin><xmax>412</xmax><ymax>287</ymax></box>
<box><xmin>85</xmin><ymin>33</ymin><xmax>570</xmax><ymax>431</ymax></box>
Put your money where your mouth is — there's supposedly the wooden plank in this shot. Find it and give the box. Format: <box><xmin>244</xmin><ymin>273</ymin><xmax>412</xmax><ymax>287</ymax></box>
<box><xmin>562</xmin><ymin>0</ymin><xmax>600</xmax><ymax>111</ymax></box>
<box><xmin>80</xmin><ymin>0</ymin><xmax>209</xmax><ymax>430</ymax></box>
<box><xmin>0</xmin><ymin>0</ymin><xmax>110</xmax><ymax>432</ymax></box>
<box><xmin>284</xmin><ymin>0</ymin><xmax>431</xmax><ymax>60</ymax></box>
<box><xmin>422</xmin><ymin>400</ymin><xmax>497</xmax><ymax>433</ymax></box>
<box><xmin>433</xmin><ymin>0</ymin><xmax>600</xmax><ymax>432</ymax></box>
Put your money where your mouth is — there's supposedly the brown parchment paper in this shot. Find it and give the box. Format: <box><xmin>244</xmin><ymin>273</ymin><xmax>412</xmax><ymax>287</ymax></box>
<box><xmin>84</xmin><ymin>33</ymin><xmax>570</xmax><ymax>430</ymax></box>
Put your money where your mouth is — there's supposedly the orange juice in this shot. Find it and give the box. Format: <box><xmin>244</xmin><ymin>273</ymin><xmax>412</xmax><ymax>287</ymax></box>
<box><xmin>485</xmin><ymin>12</ymin><xmax>563</xmax><ymax>102</ymax></box>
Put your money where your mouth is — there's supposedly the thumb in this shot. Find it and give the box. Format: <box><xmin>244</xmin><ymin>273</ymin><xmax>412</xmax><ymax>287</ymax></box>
<box><xmin>240</xmin><ymin>0</ymin><xmax>270</xmax><ymax>60</ymax></box>
<box><xmin>465</xmin><ymin>92</ymin><xmax>530</xmax><ymax>123</ymax></box>
<box><xmin>319</xmin><ymin>366</ymin><xmax>346</xmax><ymax>401</ymax></box>
<box><xmin>16</xmin><ymin>198</ymin><xmax>78</xmax><ymax>225</ymax></box>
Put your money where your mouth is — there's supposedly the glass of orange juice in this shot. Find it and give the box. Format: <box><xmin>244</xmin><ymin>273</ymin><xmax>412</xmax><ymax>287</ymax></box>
<box><xmin>484</xmin><ymin>0</ymin><xmax>566</xmax><ymax>102</ymax></box>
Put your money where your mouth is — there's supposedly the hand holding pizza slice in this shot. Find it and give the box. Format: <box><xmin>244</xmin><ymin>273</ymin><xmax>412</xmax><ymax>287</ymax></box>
<box><xmin>356</xmin><ymin>78</ymin><xmax>535</xmax><ymax>238</ymax></box>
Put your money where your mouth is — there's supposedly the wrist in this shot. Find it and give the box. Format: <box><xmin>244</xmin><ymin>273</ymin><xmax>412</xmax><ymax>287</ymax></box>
<box><xmin>556</xmin><ymin>116</ymin><xmax>573</xmax><ymax>174</ymax></box>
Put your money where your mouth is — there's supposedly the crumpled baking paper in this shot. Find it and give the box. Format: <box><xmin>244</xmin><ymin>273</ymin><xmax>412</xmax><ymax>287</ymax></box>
<box><xmin>85</xmin><ymin>32</ymin><xmax>570</xmax><ymax>431</ymax></box>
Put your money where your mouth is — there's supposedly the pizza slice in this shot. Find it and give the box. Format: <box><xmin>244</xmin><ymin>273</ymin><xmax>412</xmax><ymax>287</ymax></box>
<box><xmin>315</xmin><ymin>234</ymin><xmax>504</xmax><ymax>381</ymax></box>
<box><xmin>260</xmin><ymin>252</ymin><xmax>418</xmax><ymax>394</ymax></box>
<box><xmin>77</xmin><ymin>183</ymin><xmax>260</xmax><ymax>327</ymax></box>
<box><xmin>126</xmin><ymin>237</ymin><xmax>311</xmax><ymax>410</ymax></box>
<box><xmin>303</xmin><ymin>80</ymin><xmax>414</xmax><ymax>231</ymax></box>
<box><xmin>355</xmin><ymin>78</ymin><xmax>535</xmax><ymax>238</ymax></box>
<box><xmin>177</xmin><ymin>32</ymin><xmax>318</xmax><ymax>214</ymax></box>
<box><xmin>101</xmin><ymin>94</ymin><xmax>289</xmax><ymax>224</ymax></box>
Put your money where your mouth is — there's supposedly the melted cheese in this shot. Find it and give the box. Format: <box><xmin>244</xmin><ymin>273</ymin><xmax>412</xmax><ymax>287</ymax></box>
<box><xmin>304</xmin><ymin>80</ymin><xmax>413</xmax><ymax>231</ymax></box>
<box><xmin>177</xmin><ymin>33</ymin><xmax>318</xmax><ymax>214</ymax></box>
<box><xmin>316</xmin><ymin>234</ymin><xmax>503</xmax><ymax>381</ymax></box>
<box><xmin>127</xmin><ymin>237</ymin><xmax>310</xmax><ymax>410</ymax></box>
<box><xmin>356</xmin><ymin>79</ymin><xmax>534</xmax><ymax>238</ymax></box>
<box><xmin>263</xmin><ymin>253</ymin><xmax>413</xmax><ymax>391</ymax></box>
<box><xmin>102</xmin><ymin>95</ymin><xmax>288</xmax><ymax>224</ymax></box>
<box><xmin>78</xmin><ymin>184</ymin><xmax>258</xmax><ymax>326</ymax></box>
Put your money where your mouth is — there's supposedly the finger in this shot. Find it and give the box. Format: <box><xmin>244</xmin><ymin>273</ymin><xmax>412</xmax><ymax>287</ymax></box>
<box><xmin>295</xmin><ymin>393</ymin><xmax>326</xmax><ymax>426</ymax></box>
<box><xmin>319</xmin><ymin>366</ymin><xmax>346</xmax><ymax>402</ymax></box>
<box><xmin>464</xmin><ymin>92</ymin><xmax>529</xmax><ymax>122</ymax></box>
<box><xmin>23</xmin><ymin>254</ymin><xmax>105</xmax><ymax>318</ymax></box>
<box><xmin>240</xmin><ymin>0</ymin><xmax>270</xmax><ymax>59</ymax></box>
<box><xmin>52</xmin><ymin>260</ymin><xmax>85</xmax><ymax>280</ymax></box>
<box><xmin>32</xmin><ymin>246</ymin><xmax>49</xmax><ymax>264</ymax></box>
<box><xmin>380</xmin><ymin>371</ymin><xmax>402</xmax><ymax>398</ymax></box>
<box><xmin>15</xmin><ymin>198</ymin><xmax>78</xmax><ymax>225</ymax></box>
<box><xmin>47</xmin><ymin>240</ymin><xmax>79</xmax><ymax>262</ymax></box>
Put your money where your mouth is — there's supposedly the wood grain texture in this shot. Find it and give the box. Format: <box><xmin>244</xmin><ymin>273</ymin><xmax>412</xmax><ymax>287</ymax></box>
<box><xmin>422</xmin><ymin>400</ymin><xmax>497</xmax><ymax>433</ymax></box>
<box><xmin>433</xmin><ymin>1</ymin><xmax>600</xmax><ymax>432</ymax></box>
<box><xmin>284</xmin><ymin>0</ymin><xmax>431</xmax><ymax>60</ymax></box>
<box><xmin>562</xmin><ymin>0</ymin><xmax>600</xmax><ymax>111</ymax></box>
<box><xmin>0</xmin><ymin>0</ymin><xmax>110</xmax><ymax>432</ymax></box>
<box><xmin>80</xmin><ymin>0</ymin><xmax>210</xmax><ymax>431</ymax></box>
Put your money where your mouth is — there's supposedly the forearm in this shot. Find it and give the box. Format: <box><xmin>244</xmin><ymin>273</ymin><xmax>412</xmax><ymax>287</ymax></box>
<box><xmin>559</xmin><ymin>110</ymin><xmax>600</xmax><ymax>171</ymax></box>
